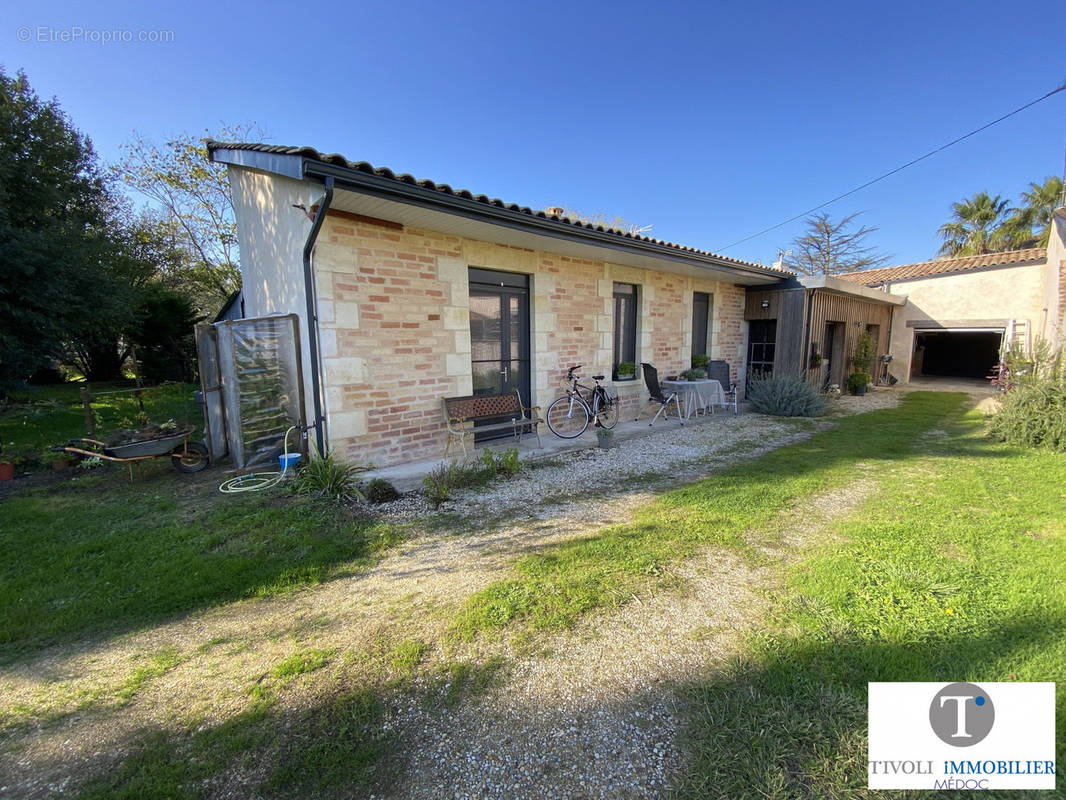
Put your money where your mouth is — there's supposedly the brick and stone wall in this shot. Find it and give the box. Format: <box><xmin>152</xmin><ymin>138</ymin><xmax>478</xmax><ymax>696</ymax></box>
<box><xmin>313</xmin><ymin>214</ymin><xmax>749</xmax><ymax>467</ymax></box>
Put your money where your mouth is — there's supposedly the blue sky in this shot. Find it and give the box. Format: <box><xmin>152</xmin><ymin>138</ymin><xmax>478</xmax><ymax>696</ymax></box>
<box><xmin>5</xmin><ymin>0</ymin><xmax>1065</xmax><ymax>266</ymax></box>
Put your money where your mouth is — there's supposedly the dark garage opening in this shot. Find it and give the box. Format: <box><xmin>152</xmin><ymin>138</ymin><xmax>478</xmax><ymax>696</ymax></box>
<box><xmin>913</xmin><ymin>330</ymin><xmax>1002</xmax><ymax>379</ymax></box>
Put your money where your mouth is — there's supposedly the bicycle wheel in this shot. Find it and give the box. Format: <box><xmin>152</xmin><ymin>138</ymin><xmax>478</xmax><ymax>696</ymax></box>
<box><xmin>593</xmin><ymin>389</ymin><xmax>619</xmax><ymax>429</ymax></box>
<box><xmin>546</xmin><ymin>394</ymin><xmax>591</xmax><ymax>438</ymax></box>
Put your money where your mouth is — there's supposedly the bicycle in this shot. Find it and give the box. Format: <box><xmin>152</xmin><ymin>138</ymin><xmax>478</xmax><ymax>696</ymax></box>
<box><xmin>545</xmin><ymin>365</ymin><xmax>620</xmax><ymax>438</ymax></box>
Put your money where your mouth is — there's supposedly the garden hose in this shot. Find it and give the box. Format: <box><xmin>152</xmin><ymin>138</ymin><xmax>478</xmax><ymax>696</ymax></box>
<box><xmin>218</xmin><ymin>426</ymin><xmax>299</xmax><ymax>494</ymax></box>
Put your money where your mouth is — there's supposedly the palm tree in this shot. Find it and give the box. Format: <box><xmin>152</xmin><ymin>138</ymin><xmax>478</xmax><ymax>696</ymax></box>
<box><xmin>1019</xmin><ymin>176</ymin><xmax>1064</xmax><ymax>247</ymax></box>
<box><xmin>937</xmin><ymin>192</ymin><xmax>1012</xmax><ymax>257</ymax></box>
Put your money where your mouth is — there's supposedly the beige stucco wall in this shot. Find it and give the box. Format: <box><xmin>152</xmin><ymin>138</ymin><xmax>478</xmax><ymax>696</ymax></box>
<box><xmin>1046</xmin><ymin>211</ymin><xmax>1066</xmax><ymax>343</ymax></box>
<box><xmin>227</xmin><ymin>168</ymin><xmax>321</xmax><ymax>416</ymax></box>
<box><xmin>884</xmin><ymin>262</ymin><xmax>1047</xmax><ymax>379</ymax></box>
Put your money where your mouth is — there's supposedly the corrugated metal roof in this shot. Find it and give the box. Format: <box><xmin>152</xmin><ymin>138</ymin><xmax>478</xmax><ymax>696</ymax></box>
<box><xmin>207</xmin><ymin>141</ymin><xmax>791</xmax><ymax>277</ymax></box>
<box><xmin>838</xmin><ymin>248</ymin><xmax>1046</xmax><ymax>286</ymax></box>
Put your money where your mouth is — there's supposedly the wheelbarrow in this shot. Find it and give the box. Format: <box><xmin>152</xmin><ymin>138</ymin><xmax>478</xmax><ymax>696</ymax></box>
<box><xmin>52</xmin><ymin>427</ymin><xmax>209</xmax><ymax>481</ymax></box>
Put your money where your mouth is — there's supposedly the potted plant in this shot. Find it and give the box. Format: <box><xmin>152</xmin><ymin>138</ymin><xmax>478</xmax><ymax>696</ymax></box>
<box><xmin>681</xmin><ymin>367</ymin><xmax>707</xmax><ymax>381</ymax></box>
<box><xmin>615</xmin><ymin>361</ymin><xmax>637</xmax><ymax>381</ymax></box>
<box><xmin>808</xmin><ymin>344</ymin><xmax>822</xmax><ymax>370</ymax></box>
<box><xmin>847</xmin><ymin>372</ymin><xmax>872</xmax><ymax>396</ymax></box>
<box><xmin>596</xmin><ymin>428</ymin><xmax>616</xmax><ymax>449</ymax></box>
<box><xmin>851</xmin><ymin>331</ymin><xmax>876</xmax><ymax>374</ymax></box>
<box><xmin>49</xmin><ymin>448</ymin><xmax>77</xmax><ymax>471</ymax></box>
<box><xmin>0</xmin><ymin>443</ymin><xmax>13</xmax><ymax>481</ymax></box>
<box><xmin>691</xmin><ymin>353</ymin><xmax>710</xmax><ymax>371</ymax></box>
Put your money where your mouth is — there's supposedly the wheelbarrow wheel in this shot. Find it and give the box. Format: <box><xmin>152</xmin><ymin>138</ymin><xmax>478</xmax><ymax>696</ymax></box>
<box><xmin>171</xmin><ymin>442</ymin><xmax>209</xmax><ymax>473</ymax></box>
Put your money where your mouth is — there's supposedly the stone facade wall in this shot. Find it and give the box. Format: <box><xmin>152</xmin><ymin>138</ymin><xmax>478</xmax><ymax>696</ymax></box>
<box><xmin>313</xmin><ymin>214</ymin><xmax>749</xmax><ymax>466</ymax></box>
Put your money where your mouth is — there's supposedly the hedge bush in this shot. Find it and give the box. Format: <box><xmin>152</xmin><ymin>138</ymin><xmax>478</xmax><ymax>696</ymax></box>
<box><xmin>987</xmin><ymin>375</ymin><xmax>1066</xmax><ymax>451</ymax></box>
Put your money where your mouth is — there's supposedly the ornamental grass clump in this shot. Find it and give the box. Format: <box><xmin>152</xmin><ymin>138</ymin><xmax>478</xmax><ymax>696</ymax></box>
<box><xmin>747</xmin><ymin>374</ymin><xmax>826</xmax><ymax>418</ymax></box>
<box><xmin>292</xmin><ymin>454</ymin><xmax>367</xmax><ymax>502</ymax></box>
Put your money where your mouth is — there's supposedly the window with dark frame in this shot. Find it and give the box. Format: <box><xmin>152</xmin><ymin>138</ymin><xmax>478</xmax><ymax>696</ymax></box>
<box><xmin>613</xmin><ymin>282</ymin><xmax>637</xmax><ymax>370</ymax></box>
<box><xmin>692</xmin><ymin>291</ymin><xmax>712</xmax><ymax>357</ymax></box>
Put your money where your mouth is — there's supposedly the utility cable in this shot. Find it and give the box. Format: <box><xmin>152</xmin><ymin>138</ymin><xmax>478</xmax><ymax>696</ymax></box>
<box><xmin>717</xmin><ymin>81</ymin><xmax>1066</xmax><ymax>252</ymax></box>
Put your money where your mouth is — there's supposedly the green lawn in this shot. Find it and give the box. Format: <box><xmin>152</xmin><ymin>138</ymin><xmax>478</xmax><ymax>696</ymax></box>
<box><xmin>0</xmin><ymin>474</ymin><xmax>405</xmax><ymax>661</ymax></box>
<box><xmin>678</xmin><ymin>404</ymin><xmax>1066</xmax><ymax>799</ymax></box>
<box><xmin>1</xmin><ymin>381</ymin><xmax>202</xmax><ymax>462</ymax></box>
<box><xmin>2</xmin><ymin>392</ymin><xmax>1062</xmax><ymax>798</ymax></box>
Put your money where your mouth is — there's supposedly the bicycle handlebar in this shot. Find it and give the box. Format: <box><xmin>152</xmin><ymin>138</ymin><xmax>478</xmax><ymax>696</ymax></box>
<box><xmin>567</xmin><ymin>365</ymin><xmax>582</xmax><ymax>376</ymax></box>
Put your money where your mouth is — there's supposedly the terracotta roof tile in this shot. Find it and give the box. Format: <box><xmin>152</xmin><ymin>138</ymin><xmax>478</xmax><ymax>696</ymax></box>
<box><xmin>838</xmin><ymin>248</ymin><xmax>1046</xmax><ymax>286</ymax></box>
<box><xmin>207</xmin><ymin>141</ymin><xmax>791</xmax><ymax>276</ymax></box>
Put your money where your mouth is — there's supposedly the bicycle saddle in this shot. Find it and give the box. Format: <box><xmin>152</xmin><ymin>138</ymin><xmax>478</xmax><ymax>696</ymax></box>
<box><xmin>592</xmin><ymin>375</ymin><xmax>605</xmax><ymax>380</ymax></box>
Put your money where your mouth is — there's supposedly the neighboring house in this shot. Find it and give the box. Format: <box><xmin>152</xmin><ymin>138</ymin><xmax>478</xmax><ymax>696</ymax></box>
<box><xmin>208</xmin><ymin>142</ymin><xmax>789</xmax><ymax>467</ymax></box>
<box><xmin>838</xmin><ymin>209</ymin><xmax>1066</xmax><ymax>382</ymax></box>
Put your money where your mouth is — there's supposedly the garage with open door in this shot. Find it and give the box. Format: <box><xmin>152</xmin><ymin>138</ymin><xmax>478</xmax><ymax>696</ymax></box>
<box><xmin>911</xmin><ymin>328</ymin><xmax>1003</xmax><ymax>379</ymax></box>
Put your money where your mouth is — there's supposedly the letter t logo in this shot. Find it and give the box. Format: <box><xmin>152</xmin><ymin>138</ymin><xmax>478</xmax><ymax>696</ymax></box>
<box><xmin>939</xmin><ymin>695</ymin><xmax>974</xmax><ymax>738</ymax></box>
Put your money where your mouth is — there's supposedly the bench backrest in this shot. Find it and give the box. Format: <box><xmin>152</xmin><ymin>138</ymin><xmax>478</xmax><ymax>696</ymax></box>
<box><xmin>443</xmin><ymin>390</ymin><xmax>522</xmax><ymax>422</ymax></box>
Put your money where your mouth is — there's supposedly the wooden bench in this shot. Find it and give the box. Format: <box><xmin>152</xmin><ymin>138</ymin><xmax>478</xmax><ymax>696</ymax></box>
<box><xmin>441</xmin><ymin>389</ymin><xmax>543</xmax><ymax>458</ymax></box>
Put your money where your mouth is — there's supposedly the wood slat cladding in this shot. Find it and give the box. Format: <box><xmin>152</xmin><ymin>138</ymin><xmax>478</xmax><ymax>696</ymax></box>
<box><xmin>807</xmin><ymin>292</ymin><xmax>892</xmax><ymax>386</ymax></box>
<box><xmin>745</xmin><ymin>287</ymin><xmax>893</xmax><ymax>384</ymax></box>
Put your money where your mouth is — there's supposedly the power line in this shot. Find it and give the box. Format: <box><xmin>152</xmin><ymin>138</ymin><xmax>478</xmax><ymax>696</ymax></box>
<box><xmin>716</xmin><ymin>81</ymin><xmax>1066</xmax><ymax>253</ymax></box>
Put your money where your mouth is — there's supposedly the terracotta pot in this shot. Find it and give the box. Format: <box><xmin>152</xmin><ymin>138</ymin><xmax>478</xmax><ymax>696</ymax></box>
<box><xmin>0</xmin><ymin>462</ymin><xmax>14</xmax><ymax>481</ymax></box>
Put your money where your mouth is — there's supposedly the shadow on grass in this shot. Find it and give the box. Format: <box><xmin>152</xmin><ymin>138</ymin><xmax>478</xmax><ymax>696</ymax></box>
<box><xmin>677</xmin><ymin>617</ymin><xmax>1065</xmax><ymax>800</ymax></box>
<box><xmin>21</xmin><ymin>653</ymin><xmax>506</xmax><ymax>800</ymax></box>
<box><xmin>0</xmin><ymin>472</ymin><xmax>406</xmax><ymax>662</ymax></box>
<box><xmin>59</xmin><ymin>618</ymin><xmax>1063</xmax><ymax>800</ymax></box>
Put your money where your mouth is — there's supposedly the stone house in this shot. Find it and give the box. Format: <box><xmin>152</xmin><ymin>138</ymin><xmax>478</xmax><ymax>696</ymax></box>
<box><xmin>208</xmin><ymin>143</ymin><xmax>789</xmax><ymax>466</ymax></box>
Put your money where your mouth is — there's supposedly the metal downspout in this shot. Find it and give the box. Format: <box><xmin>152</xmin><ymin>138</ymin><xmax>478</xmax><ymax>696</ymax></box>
<box><xmin>801</xmin><ymin>289</ymin><xmax>815</xmax><ymax>381</ymax></box>
<box><xmin>302</xmin><ymin>175</ymin><xmax>334</xmax><ymax>456</ymax></box>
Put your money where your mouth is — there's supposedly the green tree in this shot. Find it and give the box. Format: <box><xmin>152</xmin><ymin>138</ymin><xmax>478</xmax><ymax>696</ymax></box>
<box><xmin>787</xmin><ymin>211</ymin><xmax>890</xmax><ymax>276</ymax></box>
<box><xmin>0</xmin><ymin>69</ymin><xmax>135</xmax><ymax>381</ymax></box>
<box><xmin>937</xmin><ymin>191</ymin><xmax>1011</xmax><ymax>256</ymax></box>
<box><xmin>1002</xmin><ymin>176</ymin><xmax>1064</xmax><ymax>248</ymax></box>
<box><xmin>114</xmin><ymin>127</ymin><xmax>253</xmax><ymax>315</ymax></box>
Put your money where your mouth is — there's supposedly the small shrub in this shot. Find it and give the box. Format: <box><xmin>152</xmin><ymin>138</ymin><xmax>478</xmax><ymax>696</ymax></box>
<box><xmin>691</xmin><ymin>353</ymin><xmax>710</xmax><ymax>370</ymax></box>
<box><xmin>293</xmin><ymin>454</ymin><xmax>366</xmax><ymax>502</ymax></box>
<box><xmin>494</xmin><ymin>447</ymin><xmax>522</xmax><ymax>478</ymax></box>
<box><xmin>423</xmin><ymin>463</ymin><xmax>452</xmax><ymax>508</ymax></box>
<box><xmin>422</xmin><ymin>448</ymin><xmax>522</xmax><ymax>508</ymax></box>
<box><xmin>615</xmin><ymin>361</ymin><xmax>636</xmax><ymax>378</ymax></box>
<box><xmin>851</xmin><ymin>331</ymin><xmax>876</xmax><ymax>372</ymax></box>
<box><xmin>846</xmin><ymin>372</ymin><xmax>871</xmax><ymax>395</ymax></box>
<box><xmin>747</xmin><ymin>375</ymin><xmax>826</xmax><ymax>417</ymax></box>
<box><xmin>364</xmin><ymin>477</ymin><xmax>400</xmax><ymax>505</ymax></box>
<box><xmin>988</xmin><ymin>374</ymin><xmax>1066</xmax><ymax>451</ymax></box>
<box><xmin>681</xmin><ymin>368</ymin><xmax>707</xmax><ymax>381</ymax></box>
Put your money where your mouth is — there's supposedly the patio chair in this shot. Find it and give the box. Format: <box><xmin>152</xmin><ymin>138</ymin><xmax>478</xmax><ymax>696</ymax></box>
<box><xmin>706</xmin><ymin>360</ymin><xmax>739</xmax><ymax>414</ymax></box>
<box><xmin>636</xmin><ymin>362</ymin><xmax>683</xmax><ymax>426</ymax></box>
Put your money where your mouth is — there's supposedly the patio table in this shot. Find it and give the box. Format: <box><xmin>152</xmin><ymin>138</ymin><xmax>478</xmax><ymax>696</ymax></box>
<box><xmin>660</xmin><ymin>379</ymin><xmax>725</xmax><ymax>419</ymax></box>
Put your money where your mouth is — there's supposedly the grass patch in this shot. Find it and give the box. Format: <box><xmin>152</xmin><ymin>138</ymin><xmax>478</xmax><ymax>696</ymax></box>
<box><xmin>449</xmin><ymin>392</ymin><xmax>967</xmax><ymax>642</ymax></box>
<box><xmin>678</xmin><ymin>407</ymin><xmax>1066</xmax><ymax>798</ymax></box>
<box><xmin>117</xmin><ymin>647</ymin><xmax>182</xmax><ymax>703</ymax></box>
<box><xmin>71</xmin><ymin>636</ymin><xmax>504</xmax><ymax>798</ymax></box>
<box><xmin>0</xmin><ymin>482</ymin><xmax>406</xmax><ymax>660</ymax></box>
<box><xmin>272</xmin><ymin>648</ymin><xmax>334</xmax><ymax>679</ymax></box>
<box><xmin>434</xmin><ymin>656</ymin><xmax>507</xmax><ymax>708</ymax></box>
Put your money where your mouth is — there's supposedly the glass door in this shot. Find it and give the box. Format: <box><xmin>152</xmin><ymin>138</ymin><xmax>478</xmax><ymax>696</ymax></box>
<box><xmin>468</xmin><ymin>269</ymin><xmax>531</xmax><ymax>438</ymax></box>
<box><xmin>746</xmin><ymin>319</ymin><xmax>777</xmax><ymax>389</ymax></box>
